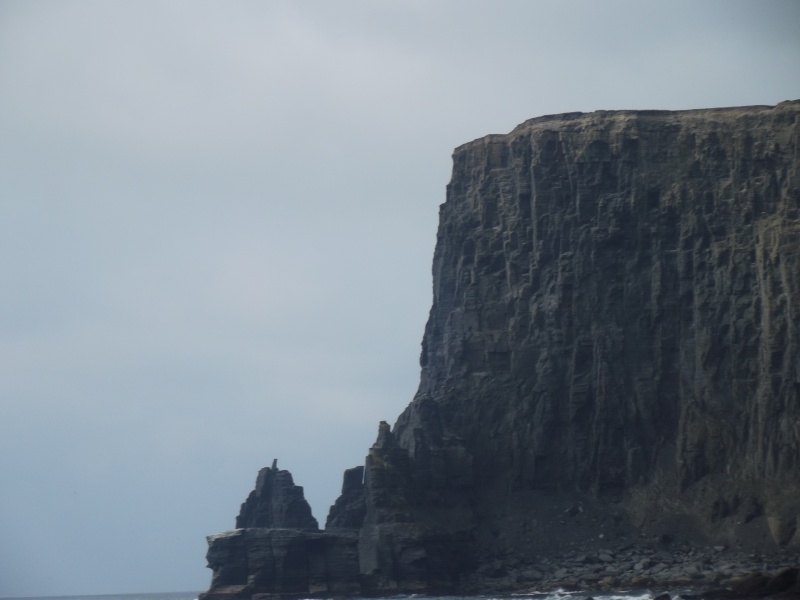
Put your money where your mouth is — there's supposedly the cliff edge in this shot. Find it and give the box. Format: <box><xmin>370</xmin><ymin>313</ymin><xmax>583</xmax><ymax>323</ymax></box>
<box><xmin>201</xmin><ymin>101</ymin><xmax>800</xmax><ymax>597</ymax></box>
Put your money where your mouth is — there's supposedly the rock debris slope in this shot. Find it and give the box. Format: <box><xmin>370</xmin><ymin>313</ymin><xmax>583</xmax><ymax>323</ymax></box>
<box><xmin>200</xmin><ymin>101</ymin><xmax>800</xmax><ymax>598</ymax></box>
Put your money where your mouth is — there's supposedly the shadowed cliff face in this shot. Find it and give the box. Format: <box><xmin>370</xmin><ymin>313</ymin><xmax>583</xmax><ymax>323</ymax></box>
<box><xmin>236</xmin><ymin>462</ymin><xmax>319</xmax><ymax>531</ymax></box>
<box><xmin>394</xmin><ymin>102</ymin><xmax>799</xmax><ymax>543</ymax></box>
<box><xmin>202</xmin><ymin>102</ymin><xmax>800</xmax><ymax>598</ymax></box>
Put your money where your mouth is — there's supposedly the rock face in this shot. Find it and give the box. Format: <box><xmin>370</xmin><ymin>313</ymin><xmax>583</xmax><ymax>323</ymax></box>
<box><xmin>324</xmin><ymin>466</ymin><xmax>365</xmax><ymax>529</ymax></box>
<box><xmin>203</xmin><ymin>463</ymin><xmax>361</xmax><ymax>599</ymax></box>
<box><xmin>201</xmin><ymin>101</ymin><xmax>800</xmax><ymax>597</ymax></box>
<box><xmin>401</xmin><ymin>100</ymin><xmax>800</xmax><ymax>560</ymax></box>
<box><xmin>236</xmin><ymin>461</ymin><xmax>319</xmax><ymax>531</ymax></box>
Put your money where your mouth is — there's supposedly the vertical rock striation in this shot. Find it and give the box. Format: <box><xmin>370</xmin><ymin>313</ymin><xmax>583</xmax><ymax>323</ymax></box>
<box><xmin>403</xmin><ymin>101</ymin><xmax>800</xmax><ymax>541</ymax></box>
<box><xmin>202</xmin><ymin>463</ymin><xmax>361</xmax><ymax>600</ymax></box>
<box><xmin>201</xmin><ymin>101</ymin><xmax>800</xmax><ymax>597</ymax></box>
<box><xmin>236</xmin><ymin>461</ymin><xmax>319</xmax><ymax>531</ymax></box>
<box><xmin>402</xmin><ymin>101</ymin><xmax>800</xmax><ymax>555</ymax></box>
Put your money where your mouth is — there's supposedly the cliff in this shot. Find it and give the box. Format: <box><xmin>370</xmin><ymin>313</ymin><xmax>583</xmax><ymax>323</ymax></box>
<box><xmin>201</xmin><ymin>101</ymin><xmax>800</xmax><ymax>598</ymax></box>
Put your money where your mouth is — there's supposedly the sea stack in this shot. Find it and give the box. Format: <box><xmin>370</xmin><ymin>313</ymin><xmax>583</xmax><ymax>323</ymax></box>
<box><xmin>201</xmin><ymin>101</ymin><xmax>800</xmax><ymax>598</ymax></box>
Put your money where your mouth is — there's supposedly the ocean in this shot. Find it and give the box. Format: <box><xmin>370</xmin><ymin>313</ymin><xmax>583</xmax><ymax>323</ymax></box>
<box><xmin>0</xmin><ymin>593</ymin><xmax>201</xmax><ymax>600</ymax></box>
<box><xmin>0</xmin><ymin>591</ymin><xmax>681</xmax><ymax>600</ymax></box>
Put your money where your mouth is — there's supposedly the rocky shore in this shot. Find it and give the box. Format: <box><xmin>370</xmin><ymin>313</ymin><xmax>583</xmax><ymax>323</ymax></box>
<box><xmin>464</xmin><ymin>544</ymin><xmax>800</xmax><ymax>595</ymax></box>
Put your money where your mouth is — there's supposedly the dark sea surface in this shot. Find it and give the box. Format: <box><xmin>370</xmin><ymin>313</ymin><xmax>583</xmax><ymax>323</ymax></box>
<box><xmin>0</xmin><ymin>591</ymin><xmax>684</xmax><ymax>600</ymax></box>
<box><xmin>0</xmin><ymin>593</ymin><xmax>201</xmax><ymax>600</ymax></box>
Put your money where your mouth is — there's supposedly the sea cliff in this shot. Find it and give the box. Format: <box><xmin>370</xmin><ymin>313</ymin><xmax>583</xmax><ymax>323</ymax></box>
<box><xmin>200</xmin><ymin>101</ymin><xmax>800</xmax><ymax>598</ymax></box>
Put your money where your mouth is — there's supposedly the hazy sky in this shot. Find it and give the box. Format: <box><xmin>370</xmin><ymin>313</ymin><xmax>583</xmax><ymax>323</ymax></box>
<box><xmin>1</xmin><ymin>0</ymin><xmax>798</xmax><ymax>596</ymax></box>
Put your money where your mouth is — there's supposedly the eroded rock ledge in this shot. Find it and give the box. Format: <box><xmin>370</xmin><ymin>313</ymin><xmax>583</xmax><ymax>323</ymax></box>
<box><xmin>202</xmin><ymin>462</ymin><xmax>361</xmax><ymax>598</ymax></box>
<box><xmin>200</xmin><ymin>101</ymin><xmax>800</xmax><ymax>598</ymax></box>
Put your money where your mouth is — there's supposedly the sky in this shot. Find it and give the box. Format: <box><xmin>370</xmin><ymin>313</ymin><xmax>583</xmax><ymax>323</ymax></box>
<box><xmin>0</xmin><ymin>0</ymin><xmax>798</xmax><ymax>596</ymax></box>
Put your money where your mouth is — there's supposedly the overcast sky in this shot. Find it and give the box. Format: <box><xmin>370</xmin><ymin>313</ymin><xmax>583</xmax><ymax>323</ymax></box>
<box><xmin>1</xmin><ymin>0</ymin><xmax>798</xmax><ymax>596</ymax></box>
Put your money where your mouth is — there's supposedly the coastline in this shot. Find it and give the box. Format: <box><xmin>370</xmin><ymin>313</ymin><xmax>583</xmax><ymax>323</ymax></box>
<box><xmin>458</xmin><ymin>545</ymin><xmax>800</xmax><ymax>597</ymax></box>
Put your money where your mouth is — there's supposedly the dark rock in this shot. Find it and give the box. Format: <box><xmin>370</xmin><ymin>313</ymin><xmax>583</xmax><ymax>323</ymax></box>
<box><xmin>566</xmin><ymin>504</ymin><xmax>583</xmax><ymax>517</ymax></box>
<box><xmin>236</xmin><ymin>461</ymin><xmax>318</xmax><ymax>531</ymax></box>
<box><xmin>631</xmin><ymin>575</ymin><xmax>655</xmax><ymax>587</ymax></box>
<box><xmin>522</xmin><ymin>568</ymin><xmax>543</xmax><ymax>580</ymax></box>
<box><xmin>356</xmin><ymin>421</ymin><xmax>476</xmax><ymax>594</ymax></box>
<box><xmin>201</xmin><ymin>101</ymin><xmax>800</xmax><ymax>597</ymax></box>
<box><xmin>599</xmin><ymin>575</ymin><xmax>620</xmax><ymax>587</ymax></box>
<box><xmin>202</xmin><ymin>464</ymin><xmax>363</xmax><ymax>599</ymax></box>
<box><xmin>402</xmin><ymin>100</ymin><xmax>800</xmax><ymax>559</ymax></box>
<box><xmin>324</xmin><ymin>466</ymin><xmax>365</xmax><ymax>529</ymax></box>
<box><xmin>599</xmin><ymin>553</ymin><xmax>615</xmax><ymax>563</ymax></box>
<box><xmin>687</xmin><ymin>567</ymin><xmax>800</xmax><ymax>599</ymax></box>
<box><xmin>762</xmin><ymin>567</ymin><xmax>800</xmax><ymax>596</ymax></box>
<box><xmin>204</xmin><ymin>530</ymin><xmax>248</xmax><ymax>592</ymax></box>
<box><xmin>742</xmin><ymin>497</ymin><xmax>764</xmax><ymax>524</ymax></box>
<box><xmin>660</xmin><ymin>534</ymin><xmax>677</xmax><ymax>545</ymax></box>
<box><xmin>202</xmin><ymin>528</ymin><xmax>360</xmax><ymax>597</ymax></box>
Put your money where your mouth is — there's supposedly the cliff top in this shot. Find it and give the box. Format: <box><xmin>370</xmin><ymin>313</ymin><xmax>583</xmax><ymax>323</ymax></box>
<box><xmin>454</xmin><ymin>99</ymin><xmax>800</xmax><ymax>154</ymax></box>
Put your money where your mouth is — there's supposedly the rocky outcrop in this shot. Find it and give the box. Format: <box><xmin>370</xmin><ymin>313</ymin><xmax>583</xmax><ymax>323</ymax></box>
<box><xmin>396</xmin><ymin>100</ymin><xmax>800</xmax><ymax>563</ymax></box>
<box><xmin>202</xmin><ymin>463</ymin><xmax>361</xmax><ymax>599</ymax></box>
<box><xmin>236</xmin><ymin>461</ymin><xmax>318</xmax><ymax>531</ymax></box>
<box><xmin>202</xmin><ymin>528</ymin><xmax>361</xmax><ymax>598</ymax></box>
<box><xmin>354</xmin><ymin>420</ymin><xmax>476</xmax><ymax>593</ymax></box>
<box><xmin>324</xmin><ymin>466</ymin><xmax>365</xmax><ymax>529</ymax></box>
<box><xmin>689</xmin><ymin>566</ymin><xmax>800</xmax><ymax>600</ymax></box>
<box><xmin>201</xmin><ymin>101</ymin><xmax>800</xmax><ymax>597</ymax></box>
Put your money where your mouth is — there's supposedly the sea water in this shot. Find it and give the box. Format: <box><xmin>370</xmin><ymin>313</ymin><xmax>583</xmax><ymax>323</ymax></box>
<box><xmin>0</xmin><ymin>592</ymin><xmax>683</xmax><ymax>600</ymax></box>
<box><xmin>0</xmin><ymin>593</ymin><xmax>201</xmax><ymax>600</ymax></box>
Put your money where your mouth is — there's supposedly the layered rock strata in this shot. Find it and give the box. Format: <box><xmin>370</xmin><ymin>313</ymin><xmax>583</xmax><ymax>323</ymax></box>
<box><xmin>201</xmin><ymin>101</ymin><xmax>800</xmax><ymax>598</ymax></box>
<box><xmin>203</xmin><ymin>463</ymin><xmax>361</xmax><ymax>598</ymax></box>
<box><xmin>236</xmin><ymin>460</ymin><xmax>318</xmax><ymax>531</ymax></box>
